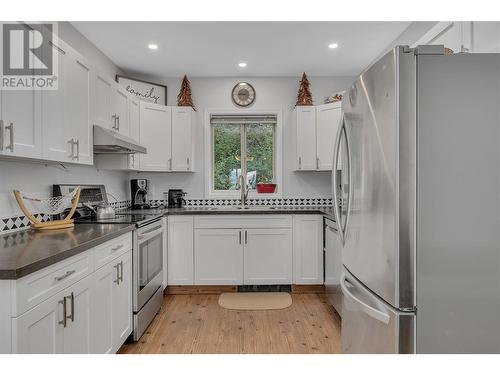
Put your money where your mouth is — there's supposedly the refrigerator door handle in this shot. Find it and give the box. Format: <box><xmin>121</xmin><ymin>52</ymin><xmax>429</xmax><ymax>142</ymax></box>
<box><xmin>342</xmin><ymin>116</ymin><xmax>354</xmax><ymax>247</ymax></box>
<box><xmin>341</xmin><ymin>274</ymin><xmax>390</xmax><ymax>324</ymax></box>
<box><xmin>332</xmin><ymin>113</ymin><xmax>344</xmax><ymax>246</ymax></box>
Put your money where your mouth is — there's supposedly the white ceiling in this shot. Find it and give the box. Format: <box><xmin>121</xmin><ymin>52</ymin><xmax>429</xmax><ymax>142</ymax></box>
<box><xmin>72</xmin><ymin>22</ymin><xmax>411</xmax><ymax>77</ymax></box>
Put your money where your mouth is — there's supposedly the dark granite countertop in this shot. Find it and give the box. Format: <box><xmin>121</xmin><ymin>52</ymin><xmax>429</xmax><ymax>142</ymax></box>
<box><xmin>0</xmin><ymin>223</ymin><xmax>135</xmax><ymax>280</ymax></box>
<box><xmin>143</xmin><ymin>205</ymin><xmax>336</xmax><ymax>221</ymax></box>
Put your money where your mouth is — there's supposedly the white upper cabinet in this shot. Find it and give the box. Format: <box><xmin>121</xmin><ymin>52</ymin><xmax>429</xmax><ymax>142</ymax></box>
<box><xmin>139</xmin><ymin>101</ymin><xmax>171</xmax><ymax>171</ymax></box>
<box><xmin>293</xmin><ymin>102</ymin><xmax>341</xmax><ymax>171</ymax></box>
<box><xmin>113</xmin><ymin>85</ymin><xmax>130</xmax><ymax>136</ymax></box>
<box><xmin>91</xmin><ymin>70</ymin><xmax>114</xmax><ymax>130</ymax></box>
<box><xmin>41</xmin><ymin>41</ymin><xmax>71</xmax><ymax>162</ymax></box>
<box><xmin>139</xmin><ymin>103</ymin><xmax>195</xmax><ymax>172</ymax></box>
<box><xmin>129</xmin><ymin>97</ymin><xmax>140</xmax><ymax>141</ymax></box>
<box><xmin>0</xmin><ymin>25</ymin><xmax>41</xmax><ymax>159</ymax></box>
<box><xmin>67</xmin><ymin>51</ymin><xmax>92</xmax><ymax>165</ymax></box>
<box><xmin>293</xmin><ymin>106</ymin><xmax>316</xmax><ymax>170</ymax></box>
<box><xmin>171</xmin><ymin>107</ymin><xmax>194</xmax><ymax>171</ymax></box>
<box><xmin>316</xmin><ymin>102</ymin><xmax>341</xmax><ymax>170</ymax></box>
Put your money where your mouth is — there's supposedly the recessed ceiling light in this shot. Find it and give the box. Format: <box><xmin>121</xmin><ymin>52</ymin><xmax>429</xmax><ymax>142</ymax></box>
<box><xmin>148</xmin><ymin>43</ymin><xmax>158</xmax><ymax>50</ymax></box>
<box><xmin>328</xmin><ymin>43</ymin><xmax>339</xmax><ymax>49</ymax></box>
<box><xmin>238</xmin><ymin>62</ymin><xmax>247</xmax><ymax>68</ymax></box>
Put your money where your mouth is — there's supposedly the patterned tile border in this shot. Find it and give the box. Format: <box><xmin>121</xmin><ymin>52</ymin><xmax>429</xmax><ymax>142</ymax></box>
<box><xmin>0</xmin><ymin>198</ymin><xmax>332</xmax><ymax>234</ymax></box>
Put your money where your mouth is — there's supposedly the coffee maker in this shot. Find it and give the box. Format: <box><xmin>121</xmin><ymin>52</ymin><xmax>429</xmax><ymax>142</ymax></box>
<box><xmin>131</xmin><ymin>179</ymin><xmax>150</xmax><ymax>209</ymax></box>
<box><xmin>167</xmin><ymin>189</ymin><xmax>186</xmax><ymax>207</ymax></box>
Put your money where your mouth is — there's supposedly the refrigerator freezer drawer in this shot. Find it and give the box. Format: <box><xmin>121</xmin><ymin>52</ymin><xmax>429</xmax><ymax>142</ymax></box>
<box><xmin>341</xmin><ymin>267</ymin><xmax>415</xmax><ymax>354</ymax></box>
<box><xmin>324</xmin><ymin>219</ymin><xmax>343</xmax><ymax>317</ymax></box>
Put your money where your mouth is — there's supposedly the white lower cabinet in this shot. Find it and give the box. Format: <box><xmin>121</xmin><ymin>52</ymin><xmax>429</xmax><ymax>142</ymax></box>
<box><xmin>7</xmin><ymin>233</ymin><xmax>133</xmax><ymax>354</ymax></box>
<box><xmin>293</xmin><ymin>215</ymin><xmax>324</xmax><ymax>284</ymax></box>
<box><xmin>243</xmin><ymin>228</ymin><xmax>293</xmax><ymax>285</ymax></box>
<box><xmin>13</xmin><ymin>275</ymin><xmax>92</xmax><ymax>354</ymax></box>
<box><xmin>168</xmin><ymin>216</ymin><xmax>194</xmax><ymax>285</ymax></box>
<box><xmin>91</xmin><ymin>251</ymin><xmax>132</xmax><ymax>354</ymax></box>
<box><xmin>194</xmin><ymin>229</ymin><xmax>243</xmax><ymax>285</ymax></box>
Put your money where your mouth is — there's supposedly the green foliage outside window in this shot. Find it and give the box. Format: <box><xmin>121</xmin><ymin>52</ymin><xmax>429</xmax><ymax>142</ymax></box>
<box><xmin>213</xmin><ymin>122</ymin><xmax>275</xmax><ymax>191</ymax></box>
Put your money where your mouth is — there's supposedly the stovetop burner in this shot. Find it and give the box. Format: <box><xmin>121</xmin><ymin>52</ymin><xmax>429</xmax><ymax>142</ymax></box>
<box><xmin>74</xmin><ymin>213</ymin><xmax>163</xmax><ymax>227</ymax></box>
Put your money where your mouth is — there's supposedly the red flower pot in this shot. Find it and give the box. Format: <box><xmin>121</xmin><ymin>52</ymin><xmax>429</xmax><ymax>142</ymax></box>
<box><xmin>256</xmin><ymin>183</ymin><xmax>277</xmax><ymax>194</ymax></box>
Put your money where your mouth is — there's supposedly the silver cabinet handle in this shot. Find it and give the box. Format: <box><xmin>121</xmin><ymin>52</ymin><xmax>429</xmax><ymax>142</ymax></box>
<box><xmin>0</xmin><ymin>120</ymin><xmax>4</xmax><ymax>151</ymax></box>
<box><xmin>59</xmin><ymin>297</ymin><xmax>67</xmax><ymax>327</ymax></box>
<box><xmin>68</xmin><ymin>139</ymin><xmax>74</xmax><ymax>159</ymax></box>
<box><xmin>245</xmin><ymin>230</ymin><xmax>248</xmax><ymax>244</ymax></box>
<box><xmin>111</xmin><ymin>114</ymin><xmax>116</xmax><ymax>129</ymax></box>
<box><xmin>239</xmin><ymin>231</ymin><xmax>242</xmax><ymax>245</ymax></box>
<box><xmin>5</xmin><ymin>122</ymin><xmax>14</xmax><ymax>152</ymax></box>
<box><xmin>111</xmin><ymin>244</ymin><xmax>124</xmax><ymax>252</ymax></box>
<box><xmin>75</xmin><ymin>139</ymin><xmax>80</xmax><ymax>160</ymax></box>
<box><xmin>298</xmin><ymin>156</ymin><xmax>302</xmax><ymax>169</ymax></box>
<box><xmin>67</xmin><ymin>292</ymin><xmax>75</xmax><ymax>322</ymax></box>
<box><xmin>117</xmin><ymin>115</ymin><xmax>120</xmax><ymax>131</ymax></box>
<box><xmin>169</xmin><ymin>158</ymin><xmax>172</xmax><ymax>170</ymax></box>
<box><xmin>316</xmin><ymin>157</ymin><xmax>320</xmax><ymax>170</ymax></box>
<box><xmin>119</xmin><ymin>260</ymin><xmax>124</xmax><ymax>283</ymax></box>
<box><xmin>54</xmin><ymin>269</ymin><xmax>76</xmax><ymax>282</ymax></box>
<box><xmin>114</xmin><ymin>263</ymin><xmax>120</xmax><ymax>284</ymax></box>
<box><xmin>187</xmin><ymin>157</ymin><xmax>190</xmax><ymax>171</ymax></box>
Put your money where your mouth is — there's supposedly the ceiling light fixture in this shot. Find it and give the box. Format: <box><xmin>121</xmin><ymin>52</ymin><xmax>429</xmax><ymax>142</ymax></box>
<box><xmin>148</xmin><ymin>43</ymin><xmax>158</xmax><ymax>50</ymax></box>
<box><xmin>328</xmin><ymin>43</ymin><xmax>339</xmax><ymax>49</ymax></box>
<box><xmin>238</xmin><ymin>62</ymin><xmax>247</xmax><ymax>68</ymax></box>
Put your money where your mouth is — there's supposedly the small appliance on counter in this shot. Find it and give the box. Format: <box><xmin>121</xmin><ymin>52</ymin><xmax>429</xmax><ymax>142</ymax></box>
<box><xmin>167</xmin><ymin>189</ymin><xmax>186</xmax><ymax>207</ymax></box>
<box><xmin>131</xmin><ymin>179</ymin><xmax>150</xmax><ymax>209</ymax></box>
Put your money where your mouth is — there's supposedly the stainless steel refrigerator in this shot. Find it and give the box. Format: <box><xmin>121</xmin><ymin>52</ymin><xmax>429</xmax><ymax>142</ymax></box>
<box><xmin>333</xmin><ymin>45</ymin><xmax>500</xmax><ymax>354</ymax></box>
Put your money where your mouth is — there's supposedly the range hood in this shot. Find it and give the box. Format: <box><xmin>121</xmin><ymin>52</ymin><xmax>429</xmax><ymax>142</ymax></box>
<box><xmin>93</xmin><ymin>125</ymin><xmax>147</xmax><ymax>154</ymax></box>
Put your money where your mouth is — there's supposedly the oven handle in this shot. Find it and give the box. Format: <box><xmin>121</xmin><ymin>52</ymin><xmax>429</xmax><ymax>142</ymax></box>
<box><xmin>137</xmin><ymin>226</ymin><xmax>164</xmax><ymax>241</ymax></box>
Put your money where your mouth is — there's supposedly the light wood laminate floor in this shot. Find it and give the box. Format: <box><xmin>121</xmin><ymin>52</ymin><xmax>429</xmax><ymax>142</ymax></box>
<box><xmin>119</xmin><ymin>293</ymin><xmax>341</xmax><ymax>354</ymax></box>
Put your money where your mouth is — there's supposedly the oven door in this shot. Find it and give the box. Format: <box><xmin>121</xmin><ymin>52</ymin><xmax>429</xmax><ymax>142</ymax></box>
<box><xmin>133</xmin><ymin>221</ymin><xmax>164</xmax><ymax>312</ymax></box>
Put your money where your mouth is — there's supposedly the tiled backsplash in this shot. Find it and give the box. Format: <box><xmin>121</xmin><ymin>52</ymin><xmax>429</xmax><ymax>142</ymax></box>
<box><xmin>0</xmin><ymin>197</ymin><xmax>332</xmax><ymax>234</ymax></box>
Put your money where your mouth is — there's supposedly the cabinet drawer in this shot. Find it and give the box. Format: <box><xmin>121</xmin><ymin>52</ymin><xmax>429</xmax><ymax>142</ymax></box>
<box><xmin>194</xmin><ymin>215</ymin><xmax>292</xmax><ymax>229</ymax></box>
<box><xmin>14</xmin><ymin>251</ymin><xmax>93</xmax><ymax>316</ymax></box>
<box><xmin>94</xmin><ymin>233</ymin><xmax>132</xmax><ymax>270</ymax></box>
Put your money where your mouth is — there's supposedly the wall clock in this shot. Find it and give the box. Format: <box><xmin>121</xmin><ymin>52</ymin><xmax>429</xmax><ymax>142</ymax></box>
<box><xmin>232</xmin><ymin>82</ymin><xmax>256</xmax><ymax>107</ymax></box>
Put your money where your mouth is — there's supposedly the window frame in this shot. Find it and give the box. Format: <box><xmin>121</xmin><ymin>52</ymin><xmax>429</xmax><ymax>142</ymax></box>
<box><xmin>204</xmin><ymin>108</ymin><xmax>283</xmax><ymax>199</ymax></box>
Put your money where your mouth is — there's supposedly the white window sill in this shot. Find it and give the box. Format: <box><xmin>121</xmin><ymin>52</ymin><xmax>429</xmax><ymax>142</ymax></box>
<box><xmin>207</xmin><ymin>191</ymin><xmax>282</xmax><ymax>200</ymax></box>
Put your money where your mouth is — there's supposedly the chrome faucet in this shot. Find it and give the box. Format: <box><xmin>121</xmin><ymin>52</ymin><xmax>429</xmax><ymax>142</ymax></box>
<box><xmin>238</xmin><ymin>174</ymin><xmax>250</xmax><ymax>208</ymax></box>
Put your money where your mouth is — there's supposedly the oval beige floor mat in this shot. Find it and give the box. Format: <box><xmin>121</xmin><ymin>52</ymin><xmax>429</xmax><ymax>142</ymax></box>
<box><xmin>218</xmin><ymin>292</ymin><xmax>292</xmax><ymax>310</ymax></box>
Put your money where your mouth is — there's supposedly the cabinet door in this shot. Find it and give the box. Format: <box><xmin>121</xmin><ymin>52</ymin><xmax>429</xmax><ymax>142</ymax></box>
<box><xmin>244</xmin><ymin>228</ymin><xmax>293</xmax><ymax>285</ymax></box>
<box><xmin>62</xmin><ymin>275</ymin><xmax>92</xmax><ymax>354</ymax></box>
<box><xmin>129</xmin><ymin>97</ymin><xmax>140</xmax><ymax>142</ymax></box>
<box><xmin>91</xmin><ymin>262</ymin><xmax>114</xmax><ymax>354</ymax></box>
<box><xmin>316</xmin><ymin>103</ymin><xmax>341</xmax><ymax>170</ymax></box>
<box><xmin>194</xmin><ymin>228</ymin><xmax>243</xmax><ymax>285</ymax></box>
<box><xmin>68</xmin><ymin>51</ymin><xmax>92</xmax><ymax>165</ymax></box>
<box><xmin>114</xmin><ymin>85</ymin><xmax>130</xmax><ymax>136</ymax></box>
<box><xmin>91</xmin><ymin>70</ymin><xmax>113</xmax><ymax>129</ymax></box>
<box><xmin>112</xmin><ymin>251</ymin><xmax>133</xmax><ymax>351</ymax></box>
<box><xmin>41</xmin><ymin>40</ymin><xmax>72</xmax><ymax>162</ymax></box>
<box><xmin>13</xmin><ymin>291</ymin><xmax>64</xmax><ymax>353</ymax></box>
<box><xmin>293</xmin><ymin>215</ymin><xmax>323</xmax><ymax>284</ymax></box>
<box><xmin>295</xmin><ymin>107</ymin><xmax>316</xmax><ymax>170</ymax></box>
<box><xmin>0</xmin><ymin>25</ymin><xmax>41</xmax><ymax>159</ymax></box>
<box><xmin>168</xmin><ymin>216</ymin><xmax>194</xmax><ymax>285</ymax></box>
<box><xmin>171</xmin><ymin>107</ymin><xmax>193</xmax><ymax>171</ymax></box>
<box><xmin>139</xmin><ymin>102</ymin><xmax>171</xmax><ymax>171</ymax></box>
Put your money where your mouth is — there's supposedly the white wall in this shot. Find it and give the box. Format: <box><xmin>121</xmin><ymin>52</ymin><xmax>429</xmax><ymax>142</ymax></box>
<box><xmin>129</xmin><ymin>75</ymin><xmax>354</xmax><ymax>200</ymax></box>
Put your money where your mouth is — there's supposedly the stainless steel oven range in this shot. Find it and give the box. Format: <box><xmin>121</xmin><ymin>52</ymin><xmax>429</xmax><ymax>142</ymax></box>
<box><xmin>53</xmin><ymin>184</ymin><xmax>164</xmax><ymax>341</ymax></box>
